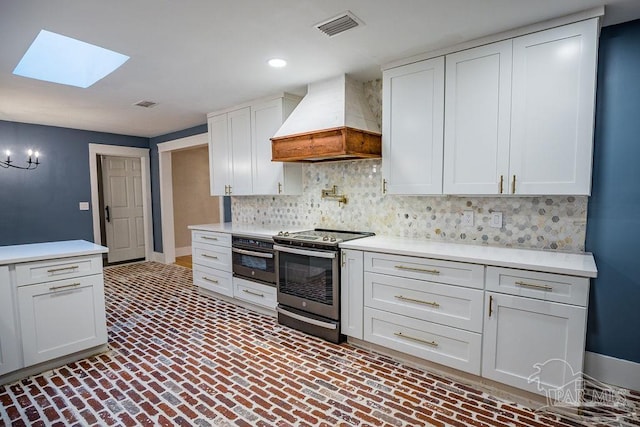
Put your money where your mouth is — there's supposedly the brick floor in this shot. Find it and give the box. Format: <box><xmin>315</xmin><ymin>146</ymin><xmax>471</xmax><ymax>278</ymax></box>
<box><xmin>1</xmin><ymin>262</ymin><xmax>638</xmax><ymax>426</ymax></box>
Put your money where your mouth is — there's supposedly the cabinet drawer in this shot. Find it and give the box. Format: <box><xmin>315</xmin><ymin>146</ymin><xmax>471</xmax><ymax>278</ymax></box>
<box><xmin>193</xmin><ymin>264</ymin><xmax>233</xmax><ymax>297</ymax></box>
<box><xmin>486</xmin><ymin>267</ymin><xmax>589</xmax><ymax>306</ymax></box>
<box><xmin>364</xmin><ymin>272</ymin><xmax>483</xmax><ymax>332</ymax></box>
<box><xmin>16</xmin><ymin>254</ymin><xmax>103</xmax><ymax>286</ymax></box>
<box><xmin>364</xmin><ymin>252</ymin><xmax>484</xmax><ymax>289</ymax></box>
<box><xmin>18</xmin><ymin>274</ymin><xmax>108</xmax><ymax>367</ymax></box>
<box><xmin>364</xmin><ymin>307</ymin><xmax>481</xmax><ymax>375</ymax></box>
<box><xmin>192</xmin><ymin>242</ymin><xmax>232</xmax><ymax>271</ymax></box>
<box><xmin>233</xmin><ymin>277</ymin><xmax>276</xmax><ymax>310</ymax></box>
<box><xmin>192</xmin><ymin>230</ymin><xmax>231</xmax><ymax>247</ymax></box>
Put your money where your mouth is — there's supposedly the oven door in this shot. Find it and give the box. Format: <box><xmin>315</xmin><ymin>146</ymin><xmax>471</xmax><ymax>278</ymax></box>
<box><xmin>232</xmin><ymin>245</ymin><xmax>275</xmax><ymax>285</ymax></box>
<box><xmin>274</xmin><ymin>244</ymin><xmax>339</xmax><ymax>320</ymax></box>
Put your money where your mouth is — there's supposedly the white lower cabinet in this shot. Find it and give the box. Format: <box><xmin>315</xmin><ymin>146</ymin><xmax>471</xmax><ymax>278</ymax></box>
<box><xmin>192</xmin><ymin>230</ymin><xmax>233</xmax><ymax>297</ymax></box>
<box><xmin>233</xmin><ymin>277</ymin><xmax>276</xmax><ymax>310</ymax></box>
<box><xmin>0</xmin><ymin>266</ymin><xmax>21</xmax><ymax>376</ymax></box>
<box><xmin>364</xmin><ymin>307</ymin><xmax>482</xmax><ymax>374</ymax></box>
<box><xmin>341</xmin><ymin>249</ymin><xmax>364</xmax><ymax>339</ymax></box>
<box><xmin>482</xmin><ymin>292</ymin><xmax>587</xmax><ymax>395</ymax></box>
<box><xmin>18</xmin><ymin>274</ymin><xmax>108</xmax><ymax>367</ymax></box>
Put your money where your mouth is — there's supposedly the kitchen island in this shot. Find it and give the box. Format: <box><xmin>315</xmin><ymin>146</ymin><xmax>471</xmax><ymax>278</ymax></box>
<box><xmin>0</xmin><ymin>240</ymin><xmax>108</xmax><ymax>385</ymax></box>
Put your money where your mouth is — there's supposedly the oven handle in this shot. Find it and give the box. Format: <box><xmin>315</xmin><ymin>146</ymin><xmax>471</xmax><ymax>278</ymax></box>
<box><xmin>273</xmin><ymin>245</ymin><xmax>336</xmax><ymax>259</ymax></box>
<box><xmin>231</xmin><ymin>247</ymin><xmax>274</xmax><ymax>259</ymax></box>
<box><xmin>276</xmin><ymin>307</ymin><xmax>338</xmax><ymax>330</ymax></box>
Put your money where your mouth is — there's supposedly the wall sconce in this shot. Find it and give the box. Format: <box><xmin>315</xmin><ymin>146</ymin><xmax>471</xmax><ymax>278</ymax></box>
<box><xmin>1</xmin><ymin>149</ymin><xmax>41</xmax><ymax>170</ymax></box>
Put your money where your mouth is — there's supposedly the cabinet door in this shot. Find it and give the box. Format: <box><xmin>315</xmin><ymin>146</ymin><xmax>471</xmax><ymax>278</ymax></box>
<box><xmin>382</xmin><ymin>57</ymin><xmax>445</xmax><ymax>195</ymax></box>
<box><xmin>0</xmin><ymin>266</ymin><xmax>22</xmax><ymax>376</ymax></box>
<box><xmin>482</xmin><ymin>292</ymin><xmax>587</xmax><ymax>396</ymax></box>
<box><xmin>509</xmin><ymin>19</ymin><xmax>598</xmax><ymax>195</ymax></box>
<box><xmin>341</xmin><ymin>249</ymin><xmax>364</xmax><ymax>339</ymax></box>
<box><xmin>18</xmin><ymin>275</ymin><xmax>108</xmax><ymax>367</ymax></box>
<box><xmin>252</xmin><ymin>99</ymin><xmax>284</xmax><ymax>195</ymax></box>
<box><xmin>208</xmin><ymin>113</ymin><xmax>230</xmax><ymax>196</ymax></box>
<box><xmin>228</xmin><ymin>107</ymin><xmax>253</xmax><ymax>195</ymax></box>
<box><xmin>444</xmin><ymin>41</ymin><xmax>512</xmax><ymax>194</ymax></box>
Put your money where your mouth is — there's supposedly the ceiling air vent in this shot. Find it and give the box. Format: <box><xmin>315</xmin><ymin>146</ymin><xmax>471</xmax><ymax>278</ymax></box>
<box><xmin>315</xmin><ymin>11</ymin><xmax>363</xmax><ymax>37</ymax></box>
<box><xmin>133</xmin><ymin>100</ymin><xmax>158</xmax><ymax>108</ymax></box>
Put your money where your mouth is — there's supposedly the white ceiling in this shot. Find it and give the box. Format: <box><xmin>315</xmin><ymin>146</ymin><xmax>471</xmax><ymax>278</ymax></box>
<box><xmin>1</xmin><ymin>0</ymin><xmax>639</xmax><ymax>138</ymax></box>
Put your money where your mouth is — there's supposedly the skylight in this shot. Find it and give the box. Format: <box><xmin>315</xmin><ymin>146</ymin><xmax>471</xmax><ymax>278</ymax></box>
<box><xmin>13</xmin><ymin>29</ymin><xmax>129</xmax><ymax>88</ymax></box>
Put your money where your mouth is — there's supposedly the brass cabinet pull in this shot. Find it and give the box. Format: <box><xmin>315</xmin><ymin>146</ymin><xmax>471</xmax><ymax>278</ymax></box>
<box><xmin>341</xmin><ymin>251</ymin><xmax>346</xmax><ymax>268</ymax></box>
<box><xmin>203</xmin><ymin>276</ymin><xmax>219</xmax><ymax>284</ymax></box>
<box><xmin>47</xmin><ymin>265</ymin><xmax>79</xmax><ymax>274</ymax></box>
<box><xmin>395</xmin><ymin>295</ymin><xmax>440</xmax><ymax>308</ymax></box>
<box><xmin>202</xmin><ymin>254</ymin><xmax>218</xmax><ymax>259</ymax></box>
<box><xmin>394</xmin><ymin>332</ymin><xmax>438</xmax><ymax>347</ymax></box>
<box><xmin>201</xmin><ymin>236</ymin><xmax>218</xmax><ymax>241</ymax></box>
<box><xmin>228</xmin><ymin>185</ymin><xmax>232</xmax><ymax>195</ymax></box>
<box><xmin>382</xmin><ymin>179</ymin><xmax>387</xmax><ymax>194</ymax></box>
<box><xmin>50</xmin><ymin>282</ymin><xmax>81</xmax><ymax>292</ymax></box>
<box><xmin>511</xmin><ymin>175</ymin><xmax>516</xmax><ymax>194</ymax></box>
<box><xmin>489</xmin><ymin>295</ymin><xmax>494</xmax><ymax>317</ymax></box>
<box><xmin>499</xmin><ymin>175</ymin><xmax>504</xmax><ymax>194</ymax></box>
<box><xmin>278</xmin><ymin>182</ymin><xmax>282</xmax><ymax>194</ymax></box>
<box><xmin>515</xmin><ymin>281</ymin><xmax>553</xmax><ymax>291</ymax></box>
<box><xmin>242</xmin><ymin>289</ymin><xmax>264</xmax><ymax>298</ymax></box>
<box><xmin>394</xmin><ymin>265</ymin><xmax>440</xmax><ymax>275</ymax></box>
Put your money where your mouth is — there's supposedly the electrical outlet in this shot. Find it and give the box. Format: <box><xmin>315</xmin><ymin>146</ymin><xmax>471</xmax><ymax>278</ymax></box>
<box><xmin>462</xmin><ymin>210</ymin><xmax>474</xmax><ymax>226</ymax></box>
<box><xmin>79</xmin><ymin>202</ymin><xmax>89</xmax><ymax>211</ymax></box>
<box><xmin>490</xmin><ymin>212</ymin><xmax>503</xmax><ymax>228</ymax></box>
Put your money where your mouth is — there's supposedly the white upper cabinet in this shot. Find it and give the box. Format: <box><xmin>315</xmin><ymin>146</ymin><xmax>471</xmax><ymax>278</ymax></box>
<box><xmin>509</xmin><ymin>19</ymin><xmax>598</xmax><ymax>195</ymax></box>
<box><xmin>209</xmin><ymin>95</ymin><xmax>301</xmax><ymax>196</ymax></box>
<box><xmin>444</xmin><ymin>41</ymin><xmax>513</xmax><ymax>194</ymax></box>
<box><xmin>382</xmin><ymin>57</ymin><xmax>445</xmax><ymax>195</ymax></box>
<box><xmin>251</xmin><ymin>97</ymin><xmax>302</xmax><ymax>195</ymax></box>
<box><xmin>208</xmin><ymin>106</ymin><xmax>252</xmax><ymax>196</ymax></box>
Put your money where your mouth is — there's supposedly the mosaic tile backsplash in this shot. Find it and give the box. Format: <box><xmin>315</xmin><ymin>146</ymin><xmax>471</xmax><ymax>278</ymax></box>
<box><xmin>231</xmin><ymin>159</ymin><xmax>588</xmax><ymax>252</ymax></box>
<box><xmin>232</xmin><ymin>79</ymin><xmax>588</xmax><ymax>253</ymax></box>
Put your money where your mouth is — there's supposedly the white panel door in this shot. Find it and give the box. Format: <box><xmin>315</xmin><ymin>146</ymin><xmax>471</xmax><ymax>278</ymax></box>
<box><xmin>482</xmin><ymin>292</ymin><xmax>587</xmax><ymax>396</ymax></box>
<box><xmin>341</xmin><ymin>249</ymin><xmax>364</xmax><ymax>339</ymax></box>
<box><xmin>444</xmin><ymin>40</ymin><xmax>513</xmax><ymax>194</ymax></box>
<box><xmin>0</xmin><ymin>266</ymin><xmax>22</xmax><ymax>376</ymax></box>
<box><xmin>382</xmin><ymin>57</ymin><xmax>445</xmax><ymax>195</ymax></box>
<box><xmin>251</xmin><ymin>99</ymin><xmax>283</xmax><ymax>195</ymax></box>
<box><xmin>509</xmin><ymin>19</ymin><xmax>598</xmax><ymax>195</ymax></box>
<box><xmin>208</xmin><ymin>113</ymin><xmax>231</xmax><ymax>196</ymax></box>
<box><xmin>228</xmin><ymin>107</ymin><xmax>252</xmax><ymax>195</ymax></box>
<box><xmin>102</xmin><ymin>156</ymin><xmax>145</xmax><ymax>263</ymax></box>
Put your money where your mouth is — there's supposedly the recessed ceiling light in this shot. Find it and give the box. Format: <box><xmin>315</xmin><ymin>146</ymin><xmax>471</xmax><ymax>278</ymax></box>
<box><xmin>268</xmin><ymin>58</ymin><xmax>287</xmax><ymax>68</ymax></box>
<box><xmin>13</xmin><ymin>29</ymin><xmax>129</xmax><ymax>88</ymax></box>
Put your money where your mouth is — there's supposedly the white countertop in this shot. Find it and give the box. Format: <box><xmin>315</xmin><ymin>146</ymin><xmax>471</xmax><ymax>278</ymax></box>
<box><xmin>340</xmin><ymin>236</ymin><xmax>597</xmax><ymax>278</ymax></box>
<box><xmin>0</xmin><ymin>240</ymin><xmax>108</xmax><ymax>265</ymax></box>
<box><xmin>188</xmin><ymin>223</ymin><xmax>307</xmax><ymax>240</ymax></box>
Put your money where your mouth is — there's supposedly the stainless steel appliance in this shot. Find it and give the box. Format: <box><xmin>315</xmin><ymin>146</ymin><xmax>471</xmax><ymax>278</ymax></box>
<box><xmin>231</xmin><ymin>236</ymin><xmax>276</xmax><ymax>285</ymax></box>
<box><xmin>273</xmin><ymin>229</ymin><xmax>374</xmax><ymax>343</ymax></box>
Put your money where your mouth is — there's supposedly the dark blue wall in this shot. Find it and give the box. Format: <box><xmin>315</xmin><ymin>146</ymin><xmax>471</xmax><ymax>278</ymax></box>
<box><xmin>586</xmin><ymin>19</ymin><xmax>640</xmax><ymax>363</ymax></box>
<box><xmin>0</xmin><ymin>120</ymin><xmax>148</xmax><ymax>246</ymax></box>
<box><xmin>149</xmin><ymin>124</ymin><xmax>207</xmax><ymax>253</ymax></box>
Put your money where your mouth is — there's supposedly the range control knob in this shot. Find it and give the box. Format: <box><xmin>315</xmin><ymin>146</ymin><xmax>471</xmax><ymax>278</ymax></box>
<box><xmin>322</xmin><ymin>236</ymin><xmax>329</xmax><ymax>241</ymax></box>
<box><xmin>284</xmin><ymin>231</ymin><xmax>290</xmax><ymax>237</ymax></box>
<box><xmin>330</xmin><ymin>237</ymin><xmax>337</xmax><ymax>242</ymax></box>
<box><xmin>277</xmin><ymin>231</ymin><xmax>284</xmax><ymax>236</ymax></box>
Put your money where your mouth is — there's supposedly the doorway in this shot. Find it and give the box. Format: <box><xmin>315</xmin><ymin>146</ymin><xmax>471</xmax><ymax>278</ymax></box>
<box><xmin>158</xmin><ymin>133</ymin><xmax>224</xmax><ymax>264</ymax></box>
<box><xmin>89</xmin><ymin>144</ymin><xmax>153</xmax><ymax>262</ymax></box>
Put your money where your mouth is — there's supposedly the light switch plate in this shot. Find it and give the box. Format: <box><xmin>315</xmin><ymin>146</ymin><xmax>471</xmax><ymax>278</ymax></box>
<box><xmin>490</xmin><ymin>212</ymin><xmax>503</xmax><ymax>228</ymax></box>
<box><xmin>79</xmin><ymin>202</ymin><xmax>90</xmax><ymax>211</ymax></box>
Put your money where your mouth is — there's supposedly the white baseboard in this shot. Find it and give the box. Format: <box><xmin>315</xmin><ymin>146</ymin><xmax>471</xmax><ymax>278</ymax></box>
<box><xmin>584</xmin><ymin>351</ymin><xmax>640</xmax><ymax>392</ymax></box>
<box><xmin>175</xmin><ymin>246</ymin><xmax>192</xmax><ymax>257</ymax></box>
<box><xmin>152</xmin><ymin>252</ymin><xmax>165</xmax><ymax>263</ymax></box>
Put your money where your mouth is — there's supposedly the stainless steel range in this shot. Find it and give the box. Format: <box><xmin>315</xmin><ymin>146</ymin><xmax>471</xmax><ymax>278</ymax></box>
<box><xmin>273</xmin><ymin>229</ymin><xmax>374</xmax><ymax>343</ymax></box>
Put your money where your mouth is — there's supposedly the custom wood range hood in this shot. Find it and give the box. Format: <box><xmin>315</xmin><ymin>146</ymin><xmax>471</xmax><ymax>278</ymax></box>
<box><xmin>271</xmin><ymin>75</ymin><xmax>381</xmax><ymax>162</ymax></box>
